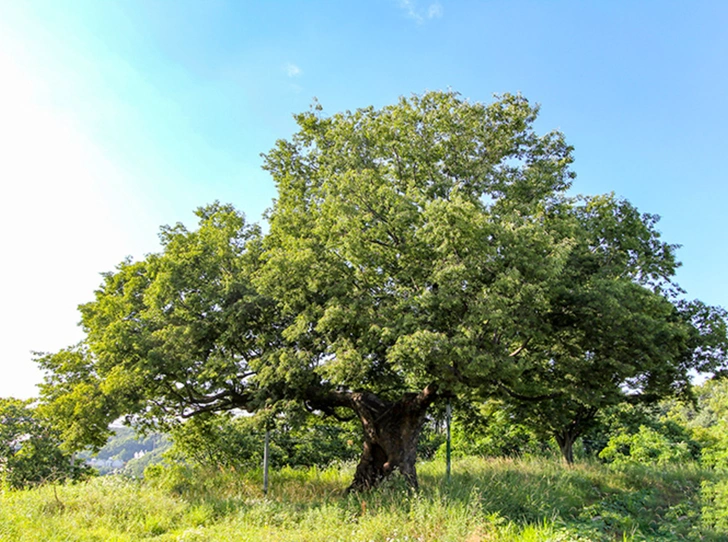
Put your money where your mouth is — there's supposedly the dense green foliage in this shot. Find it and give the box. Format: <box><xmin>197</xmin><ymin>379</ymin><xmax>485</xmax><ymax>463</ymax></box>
<box><xmin>665</xmin><ymin>377</ymin><xmax>728</xmax><ymax>533</ymax></box>
<box><xmin>35</xmin><ymin>205</ymin><xmax>271</xmax><ymax>451</ymax></box>
<box><xmin>0</xmin><ymin>398</ymin><xmax>91</xmax><ymax>489</ymax></box>
<box><xmin>437</xmin><ymin>399</ymin><xmax>547</xmax><ymax>460</ymax></box>
<box><xmin>258</xmin><ymin>92</ymin><xmax>576</xmax><ymax>399</ymax></box>
<box><xmin>668</xmin><ymin>377</ymin><xmax>728</xmax><ymax>469</ymax></box>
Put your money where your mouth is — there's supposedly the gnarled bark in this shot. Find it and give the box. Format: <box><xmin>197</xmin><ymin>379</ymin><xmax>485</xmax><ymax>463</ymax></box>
<box><xmin>347</xmin><ymin>384</ymin><xmax>438</xmax><ymax>491</ymax></box>
<box><xmin>305</xmin><ymin>383</ymin><xmax>439</xmax><ymax>491</ymax></box>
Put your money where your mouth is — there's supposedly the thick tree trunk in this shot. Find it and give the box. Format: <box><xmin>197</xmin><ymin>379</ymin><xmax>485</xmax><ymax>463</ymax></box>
<box><xmin>347</xmin><ymin>384</ymin><xmax>438</xmax><ymax>492</ymax></box>
<box><xmin>555</xmin><ymin>430</ymin><xmax>576</xmax><ymax>465</ymax></box>
<box><xmin>304</xmin><ymin>382</ymin><xmax>439</xmax><ymax>491</ymax></box>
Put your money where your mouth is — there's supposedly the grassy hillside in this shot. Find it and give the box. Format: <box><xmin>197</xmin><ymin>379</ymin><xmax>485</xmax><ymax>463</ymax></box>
<box><xmin>1</xmin><ymin>456</ymin><xmax>725</xmax><ymax>541</ymax></box>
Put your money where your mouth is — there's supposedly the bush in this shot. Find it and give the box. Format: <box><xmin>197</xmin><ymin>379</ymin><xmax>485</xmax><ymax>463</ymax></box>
<box><xmin>662</xmin><ymin>378</ymin><xmax>728</xmax><ymax>469</ymax></box>
<box><xmin>701</xmin><ymin>478</ymin><xmax>728</xmax><ymax>535</ymax></box>
<box><xmin>437</xmin><ymin>399</ymin><xmax>550</xmax><ymax>460</ymax></box>
<box><xmin>0</xmin><ymin>397</ymin><xmax>92</xmax><ymax>489</ymax></box>
<box><xmin>599</xmin><ymin>425</ymin><xmax>693</xmax><ymax>467</ymax></box>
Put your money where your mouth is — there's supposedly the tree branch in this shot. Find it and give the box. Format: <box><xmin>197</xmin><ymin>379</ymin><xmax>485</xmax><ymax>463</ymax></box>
<box><xmin>498</xmin><ymin>382</ymin><xmax>562</xmax><ymax>402</ymax></box>
<box><xmin>509</xmin><ymin>339</ymin><xmax>530</xmax><ymax>358</ymax></box>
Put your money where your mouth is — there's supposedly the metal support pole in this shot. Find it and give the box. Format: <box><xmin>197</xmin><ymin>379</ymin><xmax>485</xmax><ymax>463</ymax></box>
<box><xmin>445</xmin><ymin>400</ymin><xmax>452</xmax><ymax>483</ymax></box>
<box><xmin>263</xmin><ymin>429</ymin><xmax>270</xmax><ymax>495</ymax></box>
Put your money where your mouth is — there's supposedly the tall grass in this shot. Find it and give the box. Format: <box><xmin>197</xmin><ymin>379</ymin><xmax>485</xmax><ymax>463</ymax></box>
<box><xmin>1</xmin><ymin>456</ymin><xmax>724</xmax><ymax>541</ymax></box>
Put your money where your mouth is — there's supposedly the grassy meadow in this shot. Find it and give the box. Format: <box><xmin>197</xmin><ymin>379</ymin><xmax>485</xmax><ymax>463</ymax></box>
<box><xmin>1</xmin><ymin>456</ymin><xmax>726</xmax><ymax>541</ymax></box>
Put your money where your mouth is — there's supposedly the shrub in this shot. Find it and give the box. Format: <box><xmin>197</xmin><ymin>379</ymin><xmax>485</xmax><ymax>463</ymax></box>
<box><xmin>0</xmin><ymin>397</ymin><xmax>92</xmax><ymax>489</ymax></box>
<box><xmin>599</xmin><ymin>425</ymin><xmax>692</xmax><ymax>467</ymax></box>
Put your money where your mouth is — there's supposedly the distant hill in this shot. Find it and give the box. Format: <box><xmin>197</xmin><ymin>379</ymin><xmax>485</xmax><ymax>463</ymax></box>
<box><xmin>81</xmin><ymin>426</ymin><xmax>170</xmax><ymax>475</ymax></box>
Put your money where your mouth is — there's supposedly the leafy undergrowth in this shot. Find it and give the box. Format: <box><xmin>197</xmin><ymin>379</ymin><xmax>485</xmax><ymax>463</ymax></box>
<box><xmin>0</xmin><ymin>457</ymin><xmax>725</xmax><ymax>541</ymax></box>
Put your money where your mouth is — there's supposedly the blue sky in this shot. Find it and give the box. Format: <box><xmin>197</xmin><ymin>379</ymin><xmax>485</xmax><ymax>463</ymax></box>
<box><xmin>1</xmin><ymin>0</ymin><xmax>726</xmax><ymax>399</ymax></box>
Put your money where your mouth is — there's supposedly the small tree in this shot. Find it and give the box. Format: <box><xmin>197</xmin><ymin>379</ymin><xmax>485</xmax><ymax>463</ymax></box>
<box><xmin>0</xmin><ymin>398</ymin><xmax>90</xmax><ymax>489</ymax></box>
<box><xmin>496</xmin><ymin>196</ymin><xmax>728</xmax><ymax>463</ymax></box>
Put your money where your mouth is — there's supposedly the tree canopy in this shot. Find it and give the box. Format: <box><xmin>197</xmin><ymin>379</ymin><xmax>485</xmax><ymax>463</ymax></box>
<box><xmin>37</xmin><ymin>203</ymin><xmax>272</xmax><ymax>450</ymax></box>
<box><xmin>37</xmin><ymin>91</ymin><xmax>727</xmax><ymax>488</ymax></box>
<box><xmin>496</xmin><ymin>196</ymin><xmax>728</xmax><ymax>461</ymax></box>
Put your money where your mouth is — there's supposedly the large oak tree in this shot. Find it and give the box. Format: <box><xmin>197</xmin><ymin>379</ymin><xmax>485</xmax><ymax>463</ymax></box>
<box><xmin>37</xmin><ymin>91</ymin><xmax>726</xmax><ymax>489</ymax></box>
